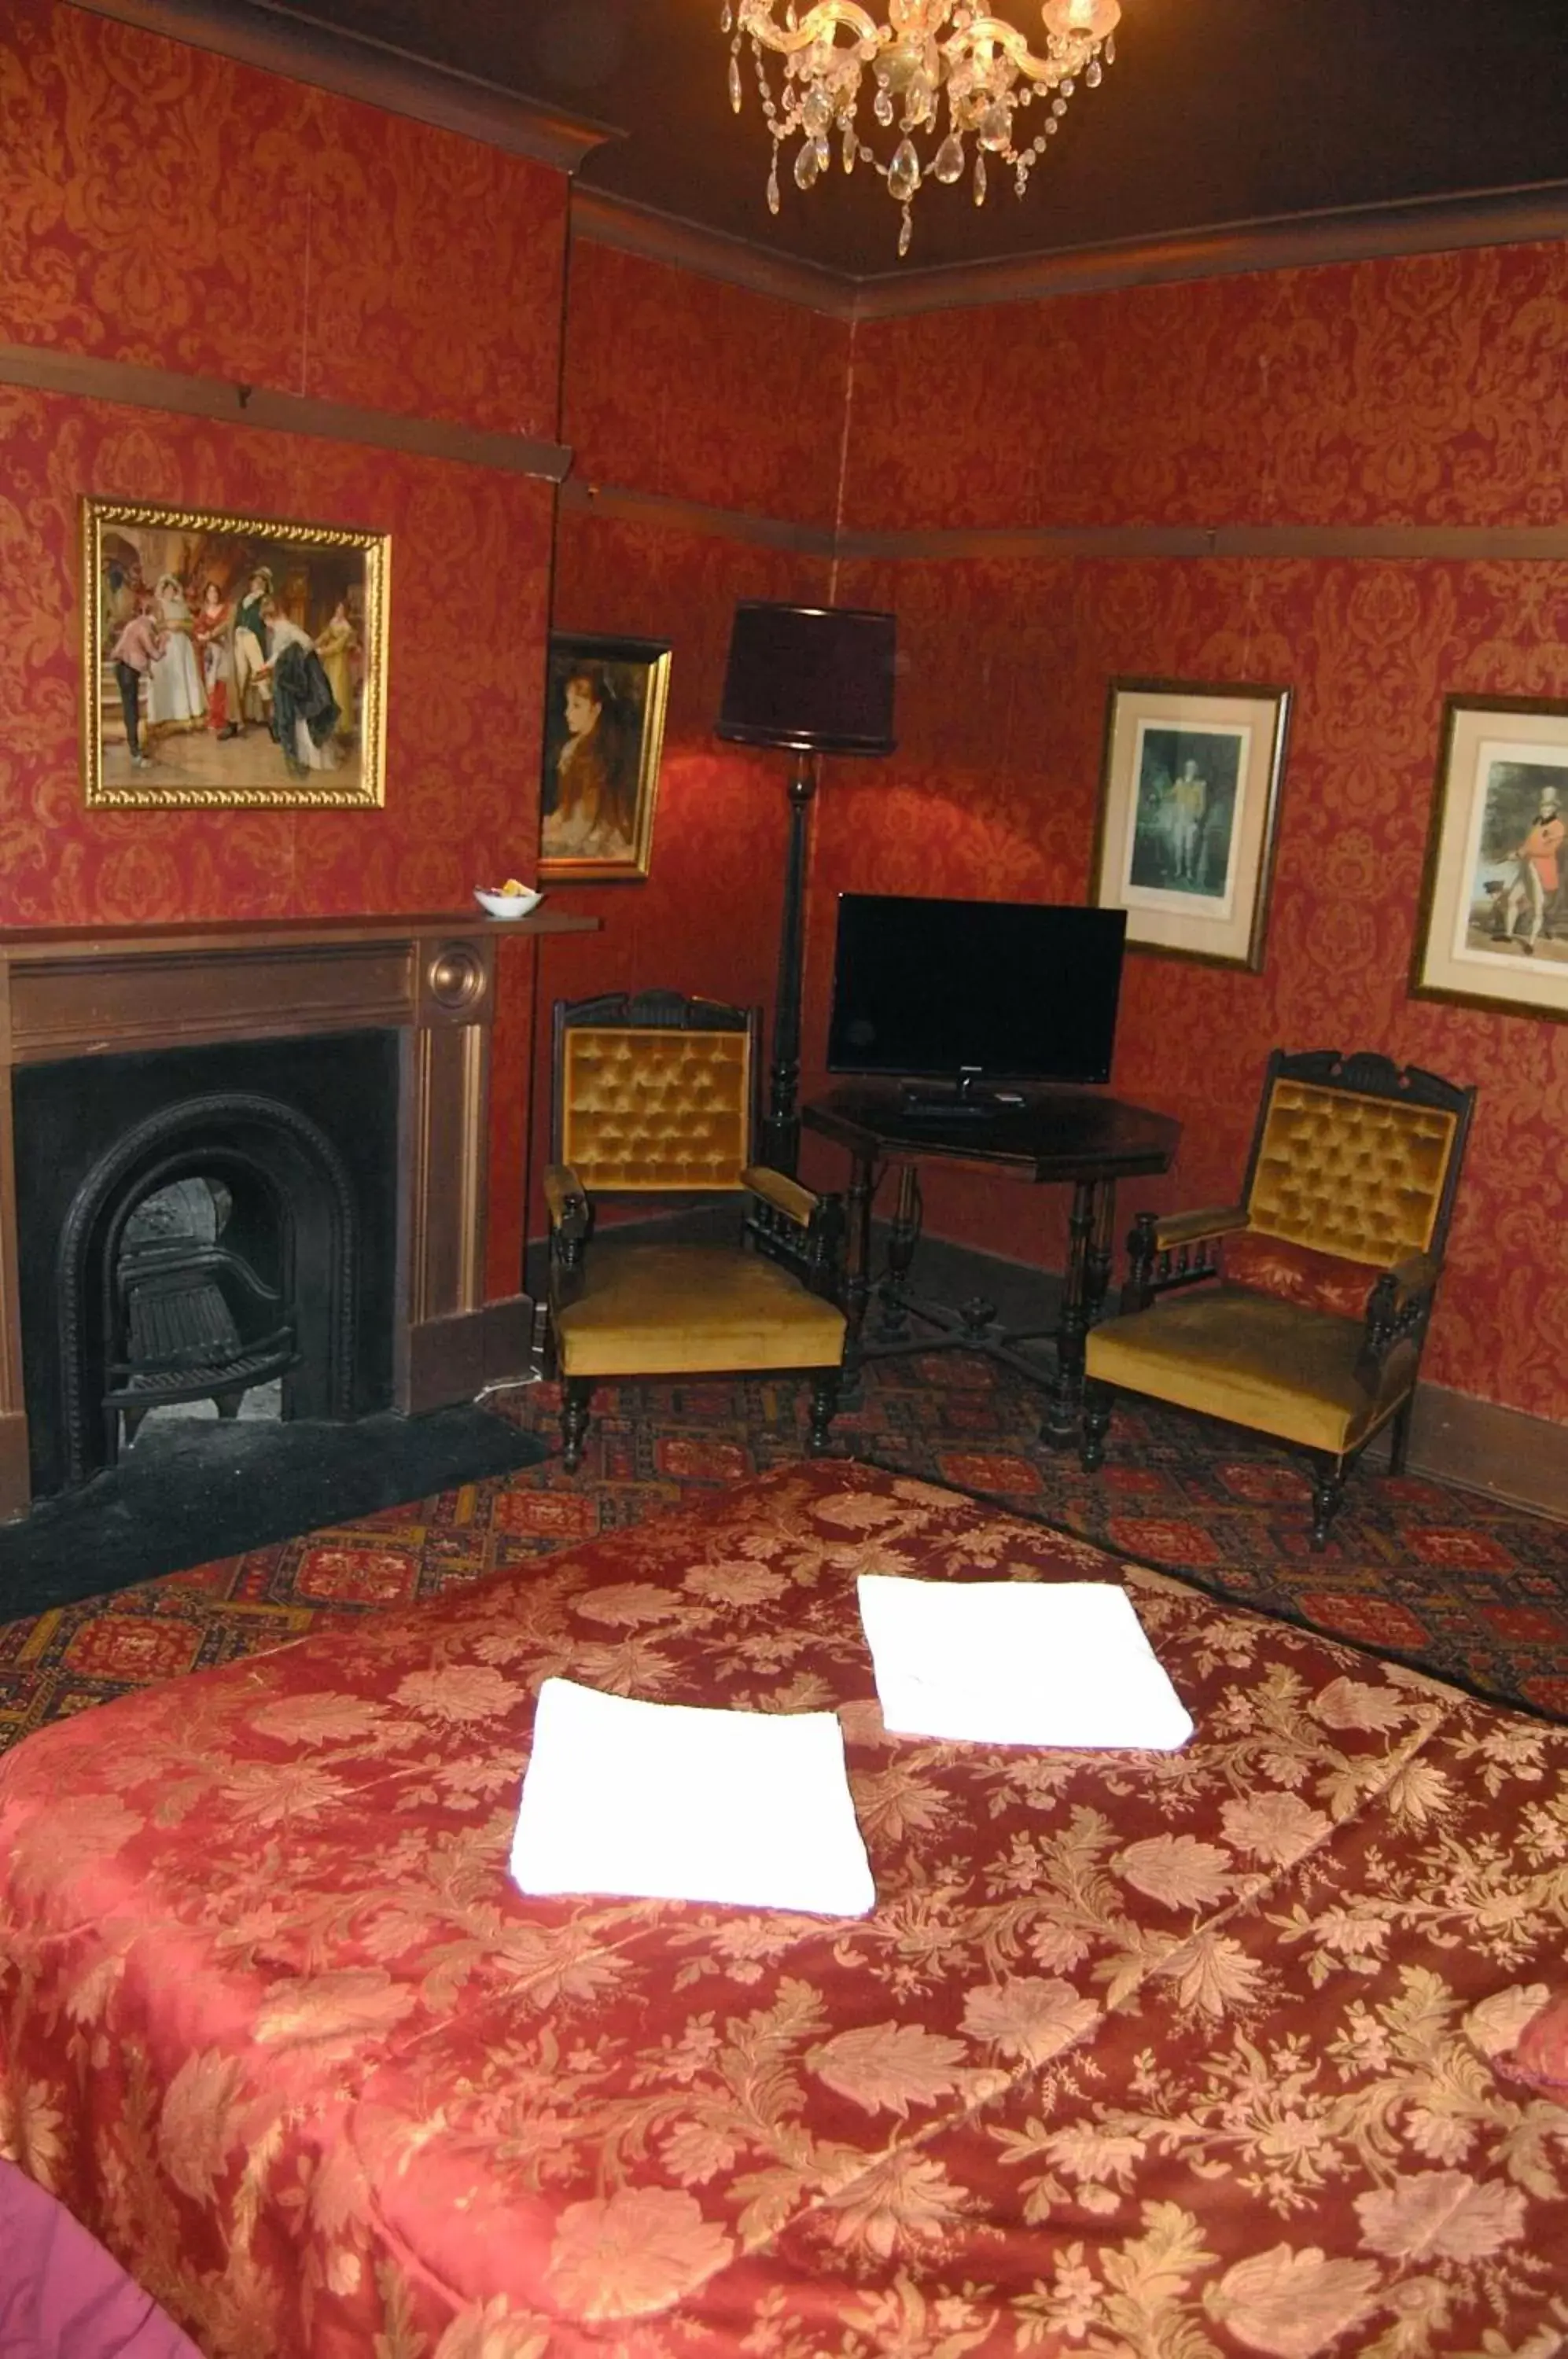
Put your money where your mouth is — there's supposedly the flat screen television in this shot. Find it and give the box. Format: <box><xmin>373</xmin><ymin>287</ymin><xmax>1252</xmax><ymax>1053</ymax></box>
<box><xmin>826</xmin><ymin>894</ymin><xmax>1127</xmax><ymax>1106</ymax></box>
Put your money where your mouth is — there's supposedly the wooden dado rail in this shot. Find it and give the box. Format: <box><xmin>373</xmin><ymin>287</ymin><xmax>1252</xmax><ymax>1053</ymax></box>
<box><xmin>0</xmin><ymin>910</ymin><xmax>595</xmax><ymax>1521</ymax></box>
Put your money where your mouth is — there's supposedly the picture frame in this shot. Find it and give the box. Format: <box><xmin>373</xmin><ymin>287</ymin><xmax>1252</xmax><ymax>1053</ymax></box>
<box><xmin>1410</xmin><ymin>694</ymin><xmax>1568</xmax><ymax>1022</ymax></box>
<box><xmin>1091</xmin><ymin>677</ymin><xmax>1292</xmax><ymax>972</ymax></box>
<box><xmin>83</xmin><ymin>496</ymin><xmax>388</xmax><ymax>808</ymax></box>
<box><xmin>539</xmin><ymin>631</ymin><xmax>672</xmax><ymax>883</ymax></box>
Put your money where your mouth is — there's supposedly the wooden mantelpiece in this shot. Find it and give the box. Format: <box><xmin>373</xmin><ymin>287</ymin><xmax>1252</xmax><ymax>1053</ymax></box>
<box><xmin>0</xmin><ymin>909</ymin><xmax>596</xmax><ymax>1519</ymax></box>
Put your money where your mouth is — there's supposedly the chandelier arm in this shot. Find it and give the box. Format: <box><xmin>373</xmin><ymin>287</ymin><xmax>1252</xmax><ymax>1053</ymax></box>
<box><xmin>946</xmin><ymin>17</ymin><xmax>1099</xmax><ymax>81</ymax></box>
<box><xmin>738</xmin><ymin>2</ymin><xmax>884</xmax><ymax>57</ymax></box>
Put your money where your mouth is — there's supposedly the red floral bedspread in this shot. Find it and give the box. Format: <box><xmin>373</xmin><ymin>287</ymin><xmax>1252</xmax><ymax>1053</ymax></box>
<box><xmin>2</xmin><ymin>1462</ymin><xmax>1565</xmax><ymax>2358</ymax></box>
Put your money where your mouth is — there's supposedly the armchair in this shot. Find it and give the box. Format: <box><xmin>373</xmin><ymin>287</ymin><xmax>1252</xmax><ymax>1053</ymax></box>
<box><xmin>543</xmin><ymin>991</ymin><xmax>848</xmax><ymax>1470</ymax></box>
<box><xmin>1081</xmin><ymin>1049</ymin><xmax>1476</xmax><ymax>1547</ymax></box>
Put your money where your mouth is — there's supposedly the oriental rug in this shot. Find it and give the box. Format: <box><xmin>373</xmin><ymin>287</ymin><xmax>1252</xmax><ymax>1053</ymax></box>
<box><xmin>0</xmin><ymin>1357</ymin><xmax>1563</xmax><ymax>1754</ymax></box>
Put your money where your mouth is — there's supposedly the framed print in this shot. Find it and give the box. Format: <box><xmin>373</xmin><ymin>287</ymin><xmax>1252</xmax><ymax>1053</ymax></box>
<box><xmin>1091</xmin><ymin>678</ymin><xmax>1291</xmax><ymax>971</ymax></box>
<box><xmin>539</xmin><ymin>632</ymin><xmax>671</xmax><ymax>883</ymax></box>
<box><xmin>84</xmin><ymin>497</ymin><xmax>388</xmax><ymax>808</ymax></box>
<box><xmin>1410</xmin><ymin>695</ymin><xmax>1568</xmax><ymax>1022</ymax></box>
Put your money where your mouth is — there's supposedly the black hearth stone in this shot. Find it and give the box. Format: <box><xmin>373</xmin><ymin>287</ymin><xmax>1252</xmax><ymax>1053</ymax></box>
<box><xmin>0</xmin><ymin>1406</ymin><xmax>548</xmax><ymax>1620</ymax></box>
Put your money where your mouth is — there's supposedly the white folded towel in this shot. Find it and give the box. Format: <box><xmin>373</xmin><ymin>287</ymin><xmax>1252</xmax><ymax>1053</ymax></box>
<box><xmin>856</xmin><ymin>1573</ymin><xmax>1194</xmax><ymax>1750</ymax></box>
<box><xmin>510</xmin><ymin>1676</ymin><xmax>876</xmax><ymax>1916</ymax></box>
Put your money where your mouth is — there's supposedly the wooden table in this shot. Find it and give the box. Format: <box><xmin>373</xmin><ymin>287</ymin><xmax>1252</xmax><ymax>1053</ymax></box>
<box><xmin>803</xmin><ymin>1085</ymin><xmax>1180</xmax><ymax>1447</ymax></box>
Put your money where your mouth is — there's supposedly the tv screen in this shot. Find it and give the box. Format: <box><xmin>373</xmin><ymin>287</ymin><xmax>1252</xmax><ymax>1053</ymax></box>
<box><xmin>826</xmin><ymin>895</ymin><xmax>1127</xmax><ymax>1094</ymax></box>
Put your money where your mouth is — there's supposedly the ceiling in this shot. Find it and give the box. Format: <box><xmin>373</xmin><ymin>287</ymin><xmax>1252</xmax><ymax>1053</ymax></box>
<box><xmin>250</xmin><ymin>0</ymin><xmax>1568</xmax><ymax>282</ymax></box>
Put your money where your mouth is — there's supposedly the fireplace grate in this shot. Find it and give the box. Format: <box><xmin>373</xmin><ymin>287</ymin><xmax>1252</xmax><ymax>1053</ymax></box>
<box><xmin>105</xmin><ymin>1182</ymin><xmax>300</xmax><ymax>1448</ymax></box>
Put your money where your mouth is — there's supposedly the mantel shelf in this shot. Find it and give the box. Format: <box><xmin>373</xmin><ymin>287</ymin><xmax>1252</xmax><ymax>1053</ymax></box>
<box><xmin>0</xmin><ymin>908</ymin><xmax>597</xmax><ymax>963</ymax></box>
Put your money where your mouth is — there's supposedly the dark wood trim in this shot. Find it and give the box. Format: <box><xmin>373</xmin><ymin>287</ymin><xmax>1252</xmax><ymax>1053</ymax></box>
<box><xmin>834</xmin><ymin>521</ymin><xmax>1568</xmax><ymax>564</ymax></box>
<box><xmin>0</xmin><ymin>342</ymin><xmax>573</xmax><ymax>482</ymax></box>
<box><xmin>407</xmin><ymin>1295</ymin><xmax>537</xmax><ymax>1413</ymax></box>
<box><xmin>1404</xmin><ymin>1384</ymin><xmax>1568</xmax><ymax>1522</ymax></box>
<box><xmin>852</xmin><ymin>182</ymin><xmax>1568</xmax><ymax>318</ymax></box>
<box><xmin>24</xmin><ymin>322</ymin><xmax>1566</xmax><ymax>562</ymax></box>
<box><xmin>480</xmin><ymin>1295</ymin><xmax>537</xmax><ymax>1387</ymax></box>
<box><xmin>556</xmin><ymin>487</ymin><xmax>1568</xmax><ymax>568</ymax></box>
<box><xmin>570</xmin><ymin>189</ymin><xmax>855</xmax><ymax>321</ymax></box>
<box><xmin>69</xmin><ymin>0</ymin><xmax>613</xmax><ymax>173</ymax></box>
<box><xmin>558</xmin><ymin>476</ymin><xmax>838</xmax><ymax>556</ymax></box>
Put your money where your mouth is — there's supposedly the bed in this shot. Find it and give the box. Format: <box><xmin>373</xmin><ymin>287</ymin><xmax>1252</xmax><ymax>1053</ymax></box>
<box><xmin>1</xmin><ymin>1459</ymin><xmax>1565</xmax><ymax>2357</ymax></box>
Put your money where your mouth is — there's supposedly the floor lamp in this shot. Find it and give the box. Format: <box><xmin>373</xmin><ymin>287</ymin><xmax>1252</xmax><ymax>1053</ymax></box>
<box><xmin>716</xmin><ymin>601</ymin><xmax>897</xmax><ymax>1176</ymax></box>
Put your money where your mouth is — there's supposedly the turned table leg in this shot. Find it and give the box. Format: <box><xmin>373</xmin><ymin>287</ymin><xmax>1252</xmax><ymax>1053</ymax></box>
<box><xmin>1042</xmin><ymin>1177</ymin><xmax>1116</xmax><ymax>1449</ymax></box>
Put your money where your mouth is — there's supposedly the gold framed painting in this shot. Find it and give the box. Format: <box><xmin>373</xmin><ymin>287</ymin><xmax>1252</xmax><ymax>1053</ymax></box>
<box><xmin>1410</xmin><ymin>694</ymin><xmax>1568</xmax><ymax>1022</ymax></box>
<box><xmin>83</xmin><ymin>495</ymin><xmax>388</xmax><ymax>808</ymax></box>
<box><xmin>1091</xmin><ymin>677</ymin><xmax>1292</xmax><ymax>972</ymax></box>
<box><xmin>539</xmin><ymin>631</ymin><xmax>672</xmax><ymax>883</ymax></box>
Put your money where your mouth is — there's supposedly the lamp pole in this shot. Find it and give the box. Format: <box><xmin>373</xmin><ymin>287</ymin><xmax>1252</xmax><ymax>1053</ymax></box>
<box><xmin>763</xmin><ymin>751</ymin><xmax>816</xmax><ymax>1177</ymax></box>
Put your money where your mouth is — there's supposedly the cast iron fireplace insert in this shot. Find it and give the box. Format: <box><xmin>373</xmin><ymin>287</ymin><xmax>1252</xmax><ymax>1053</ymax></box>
<box><xmin>13</xmin><ymin>1029</ymin><xmax>399</xmax><ymax>1501</ymax></box>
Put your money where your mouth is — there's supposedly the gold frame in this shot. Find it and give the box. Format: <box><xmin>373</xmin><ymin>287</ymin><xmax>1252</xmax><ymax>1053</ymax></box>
<box><xmin>1091</xmin><ymin>676</ymin><xmax>1292</xmax><ymax>973</ymax></box>
<box><xmin>1409</xmin><ymin>694</ymin><xmax>1568</xmax><ymax>1023</ymax></box>
<box><xmin>539</xmin><ymin>631</ymin><xmax>672</xmax><ymax>883</ymax></box>
<box><xmin>83</xmin><ymin>495</ymin><xmax>389</xmax><ymax>808</ymax></box>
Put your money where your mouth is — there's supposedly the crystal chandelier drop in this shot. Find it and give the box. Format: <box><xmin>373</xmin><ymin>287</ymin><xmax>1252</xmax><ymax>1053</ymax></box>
<box><xmin>723</xmin><ymin>0</ymin><xmax>1122</xmax><ymax>257</ymax></box>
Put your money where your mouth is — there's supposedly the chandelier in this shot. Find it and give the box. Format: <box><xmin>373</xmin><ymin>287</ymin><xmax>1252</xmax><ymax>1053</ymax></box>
<box><xmin>723</xmin><ymin>1</ymin><xmax>1122</xmax><ymax>256</ymax></box>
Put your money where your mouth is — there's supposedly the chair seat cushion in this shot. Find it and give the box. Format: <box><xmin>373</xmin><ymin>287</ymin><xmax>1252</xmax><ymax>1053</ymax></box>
<box><xmin>1086</xmin><ymin>1285</ymin><xmax>1409</xmax><ymax>1456</ymax></box>
<box><xmin>1223</xmin><ymin>1230</ymin><xmax>1379</xmax><ymax>1320</ymax></box>
<box><xmin>553</xmin><ymin>1244</ymin><xmax>846</xmax><ymax>1378</ymax></box>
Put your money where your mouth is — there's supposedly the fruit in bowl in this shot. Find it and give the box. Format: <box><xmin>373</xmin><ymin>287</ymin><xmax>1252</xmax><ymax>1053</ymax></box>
<box><xmin>474</xmin><ymin>878</ymin><xmax>543</xmax><ymax>918</ymax></box>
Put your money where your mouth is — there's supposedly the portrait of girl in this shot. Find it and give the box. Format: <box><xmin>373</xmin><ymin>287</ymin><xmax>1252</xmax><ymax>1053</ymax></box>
<box><xmin>539</xmin><ymin>635</ymin><xmax>672</xmax><ymax>881</ymax></box>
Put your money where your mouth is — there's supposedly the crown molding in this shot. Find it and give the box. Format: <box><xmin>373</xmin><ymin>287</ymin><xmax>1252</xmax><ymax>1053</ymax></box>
<box><xmin>563</xmin><ymin>174</ymin><xmax>1568</xmax><ymax>325</ymax></box>
<box><xmin>569</xmin><ymin>190</ymin><xmax>856</xmax><ymax>322</ymax></box>
<box><xmin>68</xmin><ymin>0</ymin><xmax>614</xmax><ymax>173</ymax></box>
<box><xmin>851</xmin><ymin>181</ymin><xmax>1568</xmax><ymax>318</ymax></box>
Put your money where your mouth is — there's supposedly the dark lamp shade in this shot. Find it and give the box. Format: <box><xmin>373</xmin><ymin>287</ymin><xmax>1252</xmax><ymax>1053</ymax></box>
<box><xmin>715</xmin><ymin>602</ymin><xmax>896</xmax><ymax>756</ymax></box>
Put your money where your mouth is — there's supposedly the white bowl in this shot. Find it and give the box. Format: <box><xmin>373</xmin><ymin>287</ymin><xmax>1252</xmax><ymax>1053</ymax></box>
<box><xmin>474</xmin><ymin>887</ymin><xmax>542</xmax><ymax>920</ymax></box>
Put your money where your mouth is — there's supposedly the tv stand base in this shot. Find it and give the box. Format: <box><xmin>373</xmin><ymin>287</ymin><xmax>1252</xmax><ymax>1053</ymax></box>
<box><xmin>801</xmin><ymin>1084</ymin><xmax>1181</xmax><ymax>1448</ymax></box>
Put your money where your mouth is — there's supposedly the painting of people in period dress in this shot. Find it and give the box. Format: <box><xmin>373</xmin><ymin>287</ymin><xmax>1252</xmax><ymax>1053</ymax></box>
<box><xmin>1459</xmin><ymin>756</ymin><xmax>1568</xmax><ymax>961</ymax></box>
<box><xmin>83</xmin><ymin>498</ymin><xmax>388</xmax><ymax>808</ymax></box>
<box><xmin>1412</xmin><ymin>698</ymin><xmax>1568</xmax><ymax>1021</ymax></box>
<box><xmin>1092</xmin><ymin>679</ymin><xmax>1292</xmax><ymax>973</ymax></box>
<box><xmin>1126</xmin><ymin>726</ymin><xmax>1246</xmax><ymax>903</ymax></box>
<box><xmin>539</xmin><ymin>633</ymin><xmax>671</xmax><ymax>882</ymax></box>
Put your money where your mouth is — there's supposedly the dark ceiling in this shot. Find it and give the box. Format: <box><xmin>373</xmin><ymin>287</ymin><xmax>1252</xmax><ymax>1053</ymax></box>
<box><xmin>252</xmin><ymin>0</ymin><xmax>1568</xmax><ymax>279</ymax></box>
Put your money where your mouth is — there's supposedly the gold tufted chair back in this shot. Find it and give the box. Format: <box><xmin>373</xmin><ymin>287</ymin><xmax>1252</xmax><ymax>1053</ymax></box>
<box><xmin>556</xmin><ymin>1019</ymin><xmax>754</xmax><ymax>1196</ymax></box>
<box><xmin>1244</xmin><ymin>1073</ymin><xmax>1461</xmax><ymax>1267</ymax></box>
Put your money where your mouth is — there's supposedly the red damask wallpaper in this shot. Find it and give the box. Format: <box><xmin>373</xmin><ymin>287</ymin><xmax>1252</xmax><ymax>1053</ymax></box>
<box><xmin>0</xmin><ymin>0</ymin><xmax>566</xmax><ymax>436</ymax></box>
<box><xmin>564</xmin><ymin>241</ymin><xmax>850</xmax><ymax>528</ymax></box>
<box><xmin>1</xmin><ymin>0</ymin><xmax>570</xmax><ymax>1295</ymax></box>
<box><xmin>819</xmin><ymin>253</ymin><xmax>1568</xmax><ymax>1422</ymax></box>
<box><xmin>841</xmin><ymin>244</ymin><xmax>1568</xmax><ymax>534</ymax></box>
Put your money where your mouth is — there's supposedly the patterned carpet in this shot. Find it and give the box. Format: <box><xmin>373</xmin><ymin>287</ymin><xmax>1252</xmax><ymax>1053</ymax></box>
<box><xmin>1</xmin><ymin>1355</ymin><xmax>1565</xmax><ymax>1754</ymax></box>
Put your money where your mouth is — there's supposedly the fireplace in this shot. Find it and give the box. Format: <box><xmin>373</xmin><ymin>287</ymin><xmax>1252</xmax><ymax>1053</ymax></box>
<box><xmin>14</xmin><ymin>1030</ymin><xmax>399</xmax><ymax>1500</ymax></box>
<box><xmin>0</xmin><ymin>911</ymin><xmax>594</xmax><ymax>1519</ymax></box>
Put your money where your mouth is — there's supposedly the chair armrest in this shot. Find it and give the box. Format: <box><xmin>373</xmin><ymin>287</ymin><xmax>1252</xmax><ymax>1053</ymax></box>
<box><xmin>544</xmin><ymin>1163</ymin><xmax>591</xmax><ymax>1268</ymax></box>
<box><xmin>543</xmin><ymin>1162</ymin><xmax>588</xmax><ymax>1225</ymax></box>
<box><xmin>741</xmin><ymin>1164</ymin><xmax>821</xmax><ymax>1228</ymax></box>
<box><xmin>1384</xmin><ymin>1251</ymin><xmax>1441</xmax><ymax>1306</ymax></box>
<box><xmin>1148</xmin><ymin>1205</ymin><xmax>1250</xmax><ymax>1252</ymax></box>
<box><xmin>1356</xmin><ymin>1253</ymin><xmax>1441</xmax><ymax>1386</ymax></box>
<box><xmin>742</xmin><ymin>1166</ymin><xmax>845</xmax><ymax>1301</ymax></box>
<box><xmin>1122</xmin><ymin>1206</ymin><xmax>1248</xmax><ymax>1312</ymax></box>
